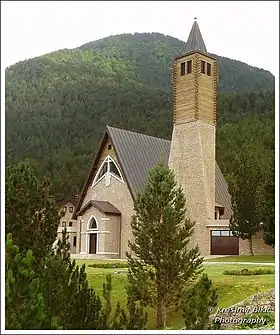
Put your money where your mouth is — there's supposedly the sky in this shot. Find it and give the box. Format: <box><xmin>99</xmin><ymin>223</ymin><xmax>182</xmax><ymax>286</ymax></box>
<box><xmin>1</xmin><ymin>1</ymin><xmax>279</xmax><ymax>75</ymax></box>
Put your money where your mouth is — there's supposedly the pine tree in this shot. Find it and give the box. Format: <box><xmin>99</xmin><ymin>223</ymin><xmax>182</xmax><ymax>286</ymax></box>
<box><xmin>183</xmin><ymin>274</ymin><xmax>219</xmax><ymax>330</ymax></box>
<box><xmin>5</xmin><ymin>234</ymin><xmax>45</xmax><ymax>330</ymax></box>
<box><xmin>5</xmin><ymin>160</ymin><xmax>62</xmax><ymax>271</ymax></box>
<box><xmin>229</xmin><ymin>148</ymin><xmax>262</xmax><ymax>255</ymax></box>
<box><xmin>126</xmin><ymin>162</ymin><xmax>203</xmax><ymax>329</ymax></box>
<box><xmin>260</xmin><ymin>161</ymin><xmax>275</xmax><ymax>247</ymax></box>
<box><xmin>41</xmin><ymin>229</ymin><xmax>103</xmax><ymax>330</ymax></box>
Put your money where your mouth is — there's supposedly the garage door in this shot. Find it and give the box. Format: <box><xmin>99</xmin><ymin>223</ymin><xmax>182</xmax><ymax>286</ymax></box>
<box><xmin>211</xmin><ymin>230</ymin><xmax>239</xmax><ymax>255</ymax></box>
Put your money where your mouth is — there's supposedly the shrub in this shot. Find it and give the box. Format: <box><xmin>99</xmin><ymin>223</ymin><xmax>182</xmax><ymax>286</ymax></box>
<box><xmin>88</xmin><ymin>262</ymin><xmax>128</xmax><ymax>269</ymax></box>
<box><xmin>223</xmin><ymin>268</ymin><xmax>274</xmax><ymax>276</ymax></box>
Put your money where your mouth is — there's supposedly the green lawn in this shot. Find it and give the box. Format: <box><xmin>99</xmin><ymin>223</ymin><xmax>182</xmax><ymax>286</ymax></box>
<box><xmin>206</xmin><ymin>255</ymin><xmax>275</xmax><ymax>263</ymax></box>
<box><xmin>75</xmin><ymin>260</ymin><xmax>275</xmax><ymax>330</ymax></box>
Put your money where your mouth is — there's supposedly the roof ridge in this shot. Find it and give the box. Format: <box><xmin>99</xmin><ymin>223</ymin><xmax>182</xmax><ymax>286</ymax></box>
<box><xmin>107</xmin><ymin>125</ymin><xmax>170</xmax><ymax>142</ymax></box>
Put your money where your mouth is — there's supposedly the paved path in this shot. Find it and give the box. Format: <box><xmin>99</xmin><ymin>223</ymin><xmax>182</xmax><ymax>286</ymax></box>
<box><xmin>202</xmin><ymin>261</ymin><xmax>275</xmax><ymax>266</ymax></box>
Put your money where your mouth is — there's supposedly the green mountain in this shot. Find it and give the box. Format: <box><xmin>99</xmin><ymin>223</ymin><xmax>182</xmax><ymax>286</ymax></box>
<box><xmin>5</xmin><ymin>33</ymin><xmax>275</xmax><ymax>198</ymax></box>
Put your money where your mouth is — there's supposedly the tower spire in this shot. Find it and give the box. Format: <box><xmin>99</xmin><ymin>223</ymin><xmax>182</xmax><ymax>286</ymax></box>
<box><xmin>185</xmin><ymin>19</ymin><xmax>207</xmax><ymax>53</ymax></box>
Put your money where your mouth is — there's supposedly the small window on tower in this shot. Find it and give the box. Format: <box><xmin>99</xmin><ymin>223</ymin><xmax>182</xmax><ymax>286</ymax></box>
<box><xmin>180</xmin><ymin>62</ymin><xmax>185</xmax><ymax>76</ymax></box>
<box><xmin>108</xmin><ymin>144</ymin><xmax>112</xmax><ymax>150</ymax></box>
<box><xmin>187</xmin><ymin>60</ymin><xmax>192</xmax><ymax>74</ymax></box>
<box><xmin>201</xmin><ymin>61</ymin><xmax>206</xmax><ymax>74</ymax></box>
<box><xmin>207</xmin><ymin>63</ymin><xmax>211</xmax><ymax>76</ymax></box>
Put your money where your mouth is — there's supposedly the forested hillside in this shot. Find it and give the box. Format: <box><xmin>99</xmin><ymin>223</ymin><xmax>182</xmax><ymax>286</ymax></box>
<box><xmin>5</xmin><ymin>33</ymin><xmax>275</xmax><ymax>198</ymax></box>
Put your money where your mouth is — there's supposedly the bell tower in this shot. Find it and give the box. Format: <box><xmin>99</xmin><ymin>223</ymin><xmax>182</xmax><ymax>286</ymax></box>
<box><xmin>168</xmin><ymin>20</ymin><xmax>218</xmax><ymax>255</ymax></box>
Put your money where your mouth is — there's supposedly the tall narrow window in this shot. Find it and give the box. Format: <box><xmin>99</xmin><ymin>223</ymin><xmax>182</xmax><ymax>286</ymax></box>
<box><xmin>73</xmin><ymin>236</ymin><xmax>77</xmax><ymax>247</ymax></box>
<box><xmin>187</xmin><ymin>60</ymin><xmax>192</xmax><ymax>74</ymax></box>
<box><xmin>201</xmin><ymin>60</ymin><xmax>206</xmax><ymax>74</ymax></box>
<box><xmin>89</xmin><ymin>217</ymin><xmax>97</xmax><ymax>230</ymax></box>
<box><xmin>207</xmin><ymin>63</ymin><xmax>211</xmax><ymax>76</ymax></box>
<box><xmin>180</xmin><ymin>62</ymin><xmax>185</xmax><ymax>76</ymax></box>
<box><xmin>69</xmin><ymin>207</ymin><xmax>73</xmax><ymax>213</ymax></box>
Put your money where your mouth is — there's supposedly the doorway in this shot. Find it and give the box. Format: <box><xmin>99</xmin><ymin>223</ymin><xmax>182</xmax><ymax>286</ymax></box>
<box><xmin>89</xmin><ymin>233</ymin><xmax>97</xmax><ymax>254</ymax></box>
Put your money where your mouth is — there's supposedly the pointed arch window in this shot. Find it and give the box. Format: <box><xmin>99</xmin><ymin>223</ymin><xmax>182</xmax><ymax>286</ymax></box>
<box><xmin>92</xmin><ymin>155</ymin><xmax>124</xmax><ymax>186</ymax></box>
<box><xmin>89</xmin><ymin>216</ymin><xmax>98</xmax><ymax>230</ymax></box>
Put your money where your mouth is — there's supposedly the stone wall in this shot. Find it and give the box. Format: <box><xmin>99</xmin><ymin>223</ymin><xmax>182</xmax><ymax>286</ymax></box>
<box><xmin>239</xmin><ymin>231</ymin><xmax>274</xmax><ymax>255</ymax></box>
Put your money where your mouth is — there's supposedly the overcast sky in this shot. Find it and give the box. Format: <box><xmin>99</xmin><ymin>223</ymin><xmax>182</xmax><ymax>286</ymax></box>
<box><xmin>2</xmin><ymin>1</ymin><xmax>279</xmax><ymax>75</ymax></box>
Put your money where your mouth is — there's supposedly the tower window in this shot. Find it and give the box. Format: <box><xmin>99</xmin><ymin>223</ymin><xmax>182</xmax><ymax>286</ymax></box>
<box><xmin>108</xmin><ymin>144</ymin><xmax>112</xmax><ymax>150</ymax></box>
<box><xmin>201</xmin><ymin>61</ymin><xmax>206</xmax><ymax>74</ymax></box>
<box><xmin>207</xmin><ymin>63</ymin><xmax>211</xmax><ymax>76</ymax></box>
<box><xmin>69</xmin><ymin>221</ymin><xmax>73</xmax><ymax>227</ymax></box>
<box><xmin>73</xmin><ymin>236</ymin><xmax>77</xmax><ymax>247</ymax></box>
<box><xmin>69</xmin><ymin>206</ymin><xmax>73</xmax><ymax>213</ymax></box>
<box><xmin>187</xmin><ymin>60</ymin><xmax>192</xmax><ymax>74</ymax></box>
<box><xmin>180</xmin><ymin>62</ymin><xmax>185</xmax><ymax>76</ymax></box>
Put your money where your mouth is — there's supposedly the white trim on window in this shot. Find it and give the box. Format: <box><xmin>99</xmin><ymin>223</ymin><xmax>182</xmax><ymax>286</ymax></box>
<box><xmin>92</xmin><ymin>155</ymin><xmax>124</xmax><ymax>187</ymax></box>
<box><xmin>88</xmin><ymin>215</ymin><xmax>98</xmax><ymax>230</ymax></box>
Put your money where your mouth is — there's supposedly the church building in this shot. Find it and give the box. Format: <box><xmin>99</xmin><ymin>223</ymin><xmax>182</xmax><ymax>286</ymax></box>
<box><xmin>57</xmin><ymin>20</ymin><xmax>273</xmax><ymax>258</ymax></box>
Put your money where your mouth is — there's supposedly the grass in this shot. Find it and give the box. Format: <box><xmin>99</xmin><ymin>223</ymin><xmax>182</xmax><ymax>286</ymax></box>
<box><xmin>206</xmin><ymin>255</ymin><xmax>275</xmax><ymax>263</ymax></box>
<box><xmin>75</xmin><ymin>259</ymin><xmax>275</xmax><ymax>330</ymax></box>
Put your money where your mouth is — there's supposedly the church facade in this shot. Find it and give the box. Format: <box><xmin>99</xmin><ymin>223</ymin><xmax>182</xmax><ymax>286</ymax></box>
<box><xmin>57</xmin><ymin>21</ymin><xmax>273</xmax><ymax>258</ymax></box>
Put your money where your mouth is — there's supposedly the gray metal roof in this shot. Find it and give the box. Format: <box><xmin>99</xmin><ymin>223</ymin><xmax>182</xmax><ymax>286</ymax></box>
<box><xmin>76</xmin><ymin>200</ymin><xmax>121</xmax><ymax>216</ymax></box>
<box><xmin>185</xmin><ymin>20</ymin><xmax>207</xmax><ymax>54</ymax></box>
<box><xmin>107</xmin><ymin>126</ymin><xmax>232</xmax><ymax>220</ymax></box>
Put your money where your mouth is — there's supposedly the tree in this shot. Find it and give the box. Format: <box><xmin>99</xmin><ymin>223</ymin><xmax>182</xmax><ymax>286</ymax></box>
<box><xmin>5</xmin><ymin>234</ymin><xmax>45</xmax><ymax>330</ymax></box>
<box><xmin>229</xmin><ymin>147</ymin><xmax>262</xmax><ymax>255</ymax></box>
<box><xmin>41</xmin><ymin>229</ymin><xmax>103</xmax><ymax>330</ymax></box>
<box><xmin>5</xmin><ymin>160</ymin><xmax>62</xmax><ymax>271</ymax></box>
<box><xmin>260</xmin><ymin>160</ymin><xmax>275</xmax><ymax>247</ymax></box>
<box><xmin>126</xmin><ymin>162</ymin><xmax>203</xmax><ymax>329</ymax></box>
<box><xmin>182</xmin><ymin>274</ymin><xmax>219</xmax><ymax>330</ymax></box>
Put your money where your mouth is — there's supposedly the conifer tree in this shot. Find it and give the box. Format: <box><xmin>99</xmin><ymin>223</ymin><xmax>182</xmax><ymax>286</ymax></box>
<box><xmin>5</xmin><ymin>234</ymin><xmax>45</xmax><ymax>330</ymax></box>
<box><xmin>229</xmin><ymin>148</ymin><xmax>262</xmax><ymax>255</ymax></box>
<box><xmin>41</xmin><ymin>229</ymin><xmax>102</xmax><ymax>330</ymax></box>
<box><xmin>126</xmin><ymin>162</ymin><xmax>203</xmax><ymax>329</ymax></box>
<box><xmin>6</xmin><ymin>160</ymin><xmax>62</xmax><ymax>271</ymax></box>
<box><xmin>183</xmin><ymin>274</ymin><xmax>219</xmax><ymax>330</ymax></box>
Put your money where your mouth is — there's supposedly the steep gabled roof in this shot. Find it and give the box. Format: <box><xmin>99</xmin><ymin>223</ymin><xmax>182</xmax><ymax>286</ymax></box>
<box><xmin>74</xmin><ymin>126</ymin><xmax>232</xmax><ymax>220</ymax></box>
<box><xmin>185</xmin><ymin>20</ymin><xmax>207</xmax><ymax>54</ymax></box>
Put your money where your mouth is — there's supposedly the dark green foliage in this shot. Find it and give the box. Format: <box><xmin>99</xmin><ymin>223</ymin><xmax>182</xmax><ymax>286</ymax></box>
<box><xmin>88</xmin><ymin>262</ymin><xmax>128</xmax><ymax>268</ymax></box>
<box><xmin>259</xmin><ymin>161</ymin><xmax>275</xmax><ymax>247</ymax></box>
<box><xmin>183</xmin><ymin>274</ymin><xmax>219</xmax><ymax>330</ymax></box>
<box><xmin>223</xmin><ymin>268</ymin><xmax>274</xmax><ymax>276</ymax></box>
<box><xmin>126</xmin><ymin>162</ymin><xmax>203</xmax><ymax>329</ymax></box>
<box><xmin>5</xmin><ymin>234</ymin><xmax>45</xmax><ymax>330</ymax></box>
<box><xmin>41</xmin><ymin>229</ymin><xmax>103</xmax><ymax>330</ymax></box>
<box><xmin>5</xmin><ymin>33</ymin><xmax>274</xmax><ymax>200</ymax></box>
<box><xmin>5</xmin><ymin>160</ymin><xmax>62</xmax><ymax>270</ymax></box>
<box><xmin>229</xmin><ymin>143</ymin><xmax>266</xmax><ymax>255</ymax></box>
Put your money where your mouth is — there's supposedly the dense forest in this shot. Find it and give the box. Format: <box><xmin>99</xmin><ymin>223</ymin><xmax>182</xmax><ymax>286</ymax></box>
<box><xmin>5</xmin><ymin>33</ymin><xmax>275</xmax><ymax>198</ymax></box>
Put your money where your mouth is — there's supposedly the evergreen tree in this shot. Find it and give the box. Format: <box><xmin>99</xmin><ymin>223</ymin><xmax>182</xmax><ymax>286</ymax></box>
<box><xmin>260</xmin><ymin>161</ymin><xmax>275</xmax><ymax>247</ymax></box>
<box><xmin>41</xmin><ymin>229</ymin><xmax>103</xmax><ymax>330</ymax></box>
<box><xmin>183</xmin><ymin>274</ymin><xmax>219</xmax><ymax>330</ymax></box>
<box><xmin>5</xmin><ymin>160</ymin><xmax>62</xmax><ymax>271</ymax></box>
<box><xmin>5</xmin><ymin>234</ymin><xmax>45</xmax><ymax>330</ymax></box>
<box><xmin>126</xmin><ymin>162</ymin><xmax>203</xmax><ymax>329</ymax></box>
<box><xmin>229</xmin><ymin>147</ymin><xmax>262</xmax><ymax>255</ymax></box>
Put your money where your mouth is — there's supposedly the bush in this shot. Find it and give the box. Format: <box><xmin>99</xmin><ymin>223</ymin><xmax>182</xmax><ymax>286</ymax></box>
<box><xmin>223</xmin><ymin>268</ymin><xmax>274</xmax><ymax>276</ymax></box>
<box><xmin>88</xmin><ymin>262</ymin><xmax>128</xmax><ymax>269</ymax></box>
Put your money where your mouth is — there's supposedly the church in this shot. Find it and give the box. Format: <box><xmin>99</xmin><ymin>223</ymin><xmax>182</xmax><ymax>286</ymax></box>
<box><xmin>56</xmin><ymin>20</ymin><xmax>273</xmax><ymax>258</ymax></box>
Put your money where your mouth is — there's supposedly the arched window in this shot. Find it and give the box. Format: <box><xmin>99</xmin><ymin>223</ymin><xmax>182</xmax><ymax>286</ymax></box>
<box><xmin>92</xmin><ymin>155</ymin><xmax>123</xmax><ymax>186</ymax></box>
<box><xmin>89</xmin><ymin>217</ymin><xmax>98</xmax><ymax>230</ymax></box>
